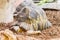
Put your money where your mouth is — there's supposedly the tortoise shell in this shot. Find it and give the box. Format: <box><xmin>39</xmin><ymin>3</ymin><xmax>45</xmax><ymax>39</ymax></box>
<box><xmin>13</xmin><ymin>0</ymin><xmax>52</xmax><ymax>31</ymax></box>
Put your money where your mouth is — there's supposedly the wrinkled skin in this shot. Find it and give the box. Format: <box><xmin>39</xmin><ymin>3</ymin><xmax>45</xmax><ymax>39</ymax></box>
<box><xmin>13</xmin><ymin>0</ymin><xmax>52</xmax><ymax>32</ymax></box>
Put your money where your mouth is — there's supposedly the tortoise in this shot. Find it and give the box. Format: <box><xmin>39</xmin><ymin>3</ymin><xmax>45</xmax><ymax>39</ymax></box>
<box><xmin>12</xmin><ymin>0</ymin><xmax>52</xmax><ymax>34</ymax></box>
